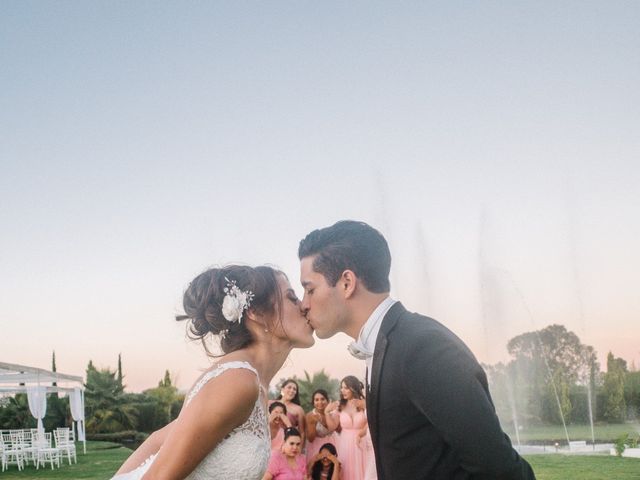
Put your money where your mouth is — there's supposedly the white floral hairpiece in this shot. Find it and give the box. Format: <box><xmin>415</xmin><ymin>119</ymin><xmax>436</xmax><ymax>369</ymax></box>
<box><xmin>221</xmin><ymin>277</ymin><xmax>254</xmax><ymax>325</ymax></box>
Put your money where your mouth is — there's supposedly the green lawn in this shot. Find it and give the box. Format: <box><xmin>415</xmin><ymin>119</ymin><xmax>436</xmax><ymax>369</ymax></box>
<box><xmin>507</xmin><ymin>423</ymin><xmax>639</xmax><ymax>443</ymax></box>
<box><xmin>1</xmin><ymin>442</ymin><xmax>638</xmax><ymax>479</ymax></box>
<box><xmin>0</xmin><ymin>441</ymin><xmax>130</xmax><ymax>479</ymax></box>
<box><xmin>525</xmin><ymin>454</ymin><xmax>640</xmax><ymax>480</ymax></box>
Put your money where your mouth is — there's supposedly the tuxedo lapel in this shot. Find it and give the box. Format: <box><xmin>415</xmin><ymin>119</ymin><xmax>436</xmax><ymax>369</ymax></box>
<box><xmin>367</xmin><ymin>302</ymin><xmax>405</xmax><ymax>448</ymax></box>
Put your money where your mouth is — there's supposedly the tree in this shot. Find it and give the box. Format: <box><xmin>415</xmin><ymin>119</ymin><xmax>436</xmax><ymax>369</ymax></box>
<box><xmin>51</xmin><ymin>350</ymin><xmax>57</xmax><ymax>387</ymax></box>
<box><xmin>0</xmin><ymin>394</ymin><xmax>33</xmax><ymax>429</ymax></box>
<box><xmin>159</xmin><ymin>370</ymin><xmax>172</xmax><ymax>388</ymax></box>
<box><xmin>84</xmin><ymin>360</ymin><xmax>136</xmax><ymax>433</ymax></box>
<box><xmin>117</xmin><ymin>353</ymin><xmax>124</xmax><ymax>389</ymax></box>
<box><xmin>147</xmin><ymin>371</ymin><xmax>180</xmax><ymax>418</ymax></box>
<box><xmin>44</xmin><ymin>394</ymin><xmax>69</xmax><ymax>431</ymax></box>
<box><xmin>505</xmin><ymin>324</ymin><xmax>598</xmax><ymax>425</ymax></box>
<box><xmin>133</xmin><ymin>371</ymin><xmax>183</xmax><ymax>433</ymax></box>
<box><xmin>625</xmin><ymin>370</ymin><xmax>640</xmax><ymax>419</ymax></box>
<box><xmin>603</xmin><ymin>352</ymin><xmax>627</xmax><ymax>422</ymax></box>
<box><xmin>291</xmin><ymin>370</ymin><xmax>340</xmax><ymax>412</ymax></box>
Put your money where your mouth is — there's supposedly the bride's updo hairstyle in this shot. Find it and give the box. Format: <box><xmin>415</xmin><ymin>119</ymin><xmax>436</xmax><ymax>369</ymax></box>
<box><xmin>176</xmin><ymin>265</ymin><xmax>283</xmax><ymax>355</ymax></box>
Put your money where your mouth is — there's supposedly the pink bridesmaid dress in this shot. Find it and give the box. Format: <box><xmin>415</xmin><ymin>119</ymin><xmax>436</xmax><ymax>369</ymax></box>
<box><xmin>363</xmin><ymin>426</ymin><xmax>378</xmax><ymax>479</ymax></box>
<box><xmin>335</xmin><ymin>410</ymin><xmax>367</xmax><ymax>480</ymax></box>
<box><xmin>305</xmin><ymin>413</ymin><xmax>337</xmax><ymax>463</ymax></box>
<box><xmin>271</xmin><ymin>427</ymin><xmax>285</xmax><ymax>452</ymax></box>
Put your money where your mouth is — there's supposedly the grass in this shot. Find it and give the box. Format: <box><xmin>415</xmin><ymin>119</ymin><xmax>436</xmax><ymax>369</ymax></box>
<box><xmin>525</xmin><ymin>454</ymin><xmax>640</xmax><ymax>480</ymax></box>
<box><xmin>0</xmin><ymin>441</ymin><xmax>130</xmax><ymax>479</ymax></box>
<box><xmin>1</xmin><ymin>442</ymin><xmax>638</xmax><ymax>479</ymax></box>
<box><xmin>506</xmin><ymin>423</ymin><xmax>639</xmax><ymax>443</ymax></box>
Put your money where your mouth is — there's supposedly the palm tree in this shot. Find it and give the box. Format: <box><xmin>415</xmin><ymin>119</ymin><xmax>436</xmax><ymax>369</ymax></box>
<box><xmin>294</xmin><ymin>370</ymin><xmax>340</xmax><ymax>411</ymax></box>
<box><xmin>84</xmin><ymin>361</ymin><xmax>137</xmax><ymax>433</ymax></box>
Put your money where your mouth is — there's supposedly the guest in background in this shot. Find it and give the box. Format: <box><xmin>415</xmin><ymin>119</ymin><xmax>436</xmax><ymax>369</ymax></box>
<box><xmin>305</xmin><ymin>389</ymin><xmax>337</xmax><ymax>462</ymax></box>
<box><xmin>269</xmin><ymin>401</ymin><xmax>292</xmax><ymax>452</ymax></box>
<box><xmin>276</xmin><ymin>379</ymin><xmax>306</xmax><ymax>445</ymax></box>
<box><xmin>325</xmin><ymin>376</ymin><xmax>367</xmax><ymax>480</ymax></box>
<box><xmin>263</xmin><ymin>427</ymin><xmax>308</xmax><ymax>480</ymax></box>
<box><xmin>308</xmin><ymin>443</ymin><xmax>341</xmax><ymax>480</ymax></box>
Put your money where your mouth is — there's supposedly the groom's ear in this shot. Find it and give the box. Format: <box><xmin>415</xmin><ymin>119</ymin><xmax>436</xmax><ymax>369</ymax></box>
<box><xmin>340</xmin><ymin>270</ymin><xmax>357</xmax><ymax>299</ymax></box>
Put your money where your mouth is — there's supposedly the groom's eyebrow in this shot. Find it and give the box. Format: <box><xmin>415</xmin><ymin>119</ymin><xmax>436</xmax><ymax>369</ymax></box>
<box><xmin>301</xmin><ymin>280</ymin><xmax>312</xmax><ymax>287</ymax></box>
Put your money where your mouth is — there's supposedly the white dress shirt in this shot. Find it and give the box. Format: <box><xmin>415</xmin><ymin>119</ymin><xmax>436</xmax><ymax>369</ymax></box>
<box><xmin>348</xmin><ymin>296</ymin><xmax>397</xmax><ymax>385</ymax></box>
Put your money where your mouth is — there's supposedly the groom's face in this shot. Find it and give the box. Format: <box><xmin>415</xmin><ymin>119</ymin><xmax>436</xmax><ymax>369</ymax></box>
<box><xmin>300</xmin><ymin>256</ymin><xmax>346</xmax><ymax>339</ymax></box>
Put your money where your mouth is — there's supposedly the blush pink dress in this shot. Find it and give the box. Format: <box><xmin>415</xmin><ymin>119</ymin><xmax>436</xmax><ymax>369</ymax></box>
<box><xmin>335</xmin><ymin>410</ymin><xmax>367</xmax><ymax>480</ymax></box>
<box><xmin>363</xmin><ymin>427</ymin><xmax>377</xmax><ymax>479</ymax></box>
<box><xmin>266</xmin><ymin>451</ymin><xmax>307</xmax><ymax>480</ymax></box>
<box><xmin>271</xmin><ymin>427</ymin><xmax>285</xmax><ymax>452</ymax></box>
<box><xmin>305</xmin><ymin>410</ymin><xmax>337</xmax><ymax>463</ymax></box>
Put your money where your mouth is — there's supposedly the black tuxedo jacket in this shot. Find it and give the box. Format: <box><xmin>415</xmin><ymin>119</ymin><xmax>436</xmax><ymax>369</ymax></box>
<box><xmin>366</xmin><ymin>302</ymin><xmax>535</xmax><ymax>480</ymax></box>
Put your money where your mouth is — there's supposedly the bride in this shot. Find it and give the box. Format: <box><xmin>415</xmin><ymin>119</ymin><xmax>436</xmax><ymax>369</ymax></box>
<box><xmin>112</xmin><ymin>265</ymin><xmax>315</xmax><ymax>480</ymax></box>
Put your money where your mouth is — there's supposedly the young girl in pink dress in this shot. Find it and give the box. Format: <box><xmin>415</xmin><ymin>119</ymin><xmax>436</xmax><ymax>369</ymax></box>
<box><xmin>325</xmin><ymin>376</ymin><xmax>368</xmax><ymax>480</ymax></box>
<box><xmin>263</xmin><ymin>427</ymin><xmax>308</xmax><ymax>480</ymax></box>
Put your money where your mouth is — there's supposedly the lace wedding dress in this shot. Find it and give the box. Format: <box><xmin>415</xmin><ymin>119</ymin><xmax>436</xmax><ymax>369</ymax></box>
<box><xmin>111</xmin><ymin>361</ymin><xmax>270</xmax><ymax>480</ymax></box>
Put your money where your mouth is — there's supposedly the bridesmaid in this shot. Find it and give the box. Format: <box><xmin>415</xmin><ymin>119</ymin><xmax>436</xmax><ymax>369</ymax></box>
<box><xmin>263</xmin><ymin>427</ymin><xmax>308</xmax><ymax>480</ymax></box>
<box><xmin>269</xmin><ymin>401</ymin><xmax>292</xmax><ymax>452</ymax></box>
<box><xmin>276</xmin><ymin>379</ymin><xmax>306</xmax><ymax>445</ymax></box>
<box><xmin>308</xmin><ymin>443</ymin><xmax>341</xmax><ymax>480</ymax></box>
<box><xmin>325</xmin><ymin>376</ymin><xmax>367</xmax><ymax>480</ymax></box>
<box><xmin>305</xmin><ymin>389</ymin><xmax>337</xmax><ymax>462</ymax></box>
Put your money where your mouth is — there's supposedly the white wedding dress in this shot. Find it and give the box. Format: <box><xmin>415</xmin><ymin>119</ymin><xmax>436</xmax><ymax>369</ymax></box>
<box><xmin>111</xmin><ymin>361</ymin><xmax>270</xmax><ymax>480</ymax></box>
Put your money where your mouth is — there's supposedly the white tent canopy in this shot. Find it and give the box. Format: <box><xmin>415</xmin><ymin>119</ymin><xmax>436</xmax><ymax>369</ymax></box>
<box><xmin>0</xmin><ymin>361</ymin><xmax>86</xmax><ymax>453</ymax></box>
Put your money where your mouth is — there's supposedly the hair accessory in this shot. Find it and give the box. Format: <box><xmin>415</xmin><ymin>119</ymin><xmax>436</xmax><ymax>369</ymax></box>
<box><xmin>221</xmin><ymin>277</ymin><xmax>254</xmax><ymax>323</ymax></box>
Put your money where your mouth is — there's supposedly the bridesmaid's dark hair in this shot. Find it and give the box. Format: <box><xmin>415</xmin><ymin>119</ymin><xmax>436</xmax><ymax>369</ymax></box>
<box><xmin>283</xmin><ymin>426</ymin><xmax>301</xmax><ymax>441</ymax></box>
<box><xmin>339</xmin><ymin>375</ymin><xmax>364</xmax><ymax>411</ymax></box>
<box><xmin>176</xmin><ymin>265</ymin><xmax>283</xmax><ymax>356</ymax></box>
<box><xmin>312</xmin><ymin>389</ymin><xmax>330</xmax><ymax>404</ymax></box>
<box><xmin>310</xmin><ymin>443</ymin><xmax>338</xmax><ymax>480</ymax></box>
<box><xmin>276</xmin><ymin>379</ymin><xmax>301</xmax><ymax>406</ymax></box>
<box><xmin>269</xmin><ymin>401</ymin><xmax>287</xmax><ymax>415</ymax></box>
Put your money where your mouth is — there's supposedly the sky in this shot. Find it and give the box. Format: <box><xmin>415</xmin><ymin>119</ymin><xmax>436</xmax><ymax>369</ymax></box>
<box><xmin>1</xmin><ymin>2</ymin><xmax>639</xmax><ymax>392</ymax></box>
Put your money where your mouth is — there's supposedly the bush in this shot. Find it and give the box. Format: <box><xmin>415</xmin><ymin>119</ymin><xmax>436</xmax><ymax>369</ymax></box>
<box><xmin>87</xmin><ymin>430</ymin><xmax>148</xmax><ymax>444</ymax></box>
<box><xmin>615</xmin><ymin>434</ymin><xmax>628</xmax><ymax>457</ymax></box>
<box><xmin>132</xmin><ymin>399</ymin><xmax>170</xmax><ymax>433</ymax></box>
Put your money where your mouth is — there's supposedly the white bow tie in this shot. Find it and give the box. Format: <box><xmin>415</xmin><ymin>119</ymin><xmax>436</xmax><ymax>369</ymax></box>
<box><xmin>348</xmin><ymin>341</ymin><xmax>372</xmax><ymax>360</ymax></box>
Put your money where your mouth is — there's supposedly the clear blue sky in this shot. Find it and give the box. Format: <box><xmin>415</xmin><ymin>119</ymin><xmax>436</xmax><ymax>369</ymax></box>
<box><xmin>1</xmin><ymin>2</ymin><xmax>638</xmax><ymax>391</ymax></box>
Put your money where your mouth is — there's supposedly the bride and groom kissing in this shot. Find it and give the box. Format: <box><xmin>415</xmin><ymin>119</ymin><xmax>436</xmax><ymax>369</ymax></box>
<box><xmin>113</xmin><ymin>220</ymin><xmax>535</xmax><ymax>480</ymax></box>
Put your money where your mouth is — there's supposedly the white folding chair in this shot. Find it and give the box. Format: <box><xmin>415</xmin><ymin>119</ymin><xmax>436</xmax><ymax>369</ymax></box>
<box><xmin>35</xmin><ymin>432</ymin><xmax>60</xmax><ymax>470</ymax></box>
<box><xmin>1</xmin><ymin>432</ymin><xmax>24</xmax><ymax>472</ymax></box>
<box><xmin>55</xmin><ymin>427</ymin><xmax>77</xmax><ymax>465</ymax></box>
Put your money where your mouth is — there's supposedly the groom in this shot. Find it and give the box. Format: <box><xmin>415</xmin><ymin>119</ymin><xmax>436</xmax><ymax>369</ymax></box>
<box><xmin>298</xmin><ymin>220</ymin><xmax>535</xmax><ymax>480</ymax></box>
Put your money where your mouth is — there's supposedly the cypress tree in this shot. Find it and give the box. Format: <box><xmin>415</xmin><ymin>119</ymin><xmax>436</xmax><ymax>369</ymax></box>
<box><xmin>51</xmin><ymin>350</ymin><xmax>57</xmax><ymax>387</ymax></box>
<box><xmin>117</xmin><ymin>353</ymin><xmax>123</xmax><ymax>388</ymax></box>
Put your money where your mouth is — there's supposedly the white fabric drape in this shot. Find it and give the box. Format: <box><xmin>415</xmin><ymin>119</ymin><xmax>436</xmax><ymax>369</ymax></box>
<box><xmin>26</xmin><ymin>386</ymin><xmax>47</xmax><ymax>433</ymax></box>
<box><xmin>69</xmin><ymin>387</ymin><xmax>86</xmax><ymax>442</ymax></box>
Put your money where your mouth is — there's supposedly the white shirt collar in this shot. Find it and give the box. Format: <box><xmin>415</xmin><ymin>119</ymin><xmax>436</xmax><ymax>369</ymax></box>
<box><xmin>351</xmin><ymin>296</ymin><xmax>397</xmax><ymax>357</ymax></box>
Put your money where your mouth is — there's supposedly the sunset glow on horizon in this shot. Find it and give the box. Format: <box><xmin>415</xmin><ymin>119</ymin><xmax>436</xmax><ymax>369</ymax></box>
<box><xmin>1</xmin><ymin>2</ymin><xmax>638</xmax><ymax>393</ymax></box>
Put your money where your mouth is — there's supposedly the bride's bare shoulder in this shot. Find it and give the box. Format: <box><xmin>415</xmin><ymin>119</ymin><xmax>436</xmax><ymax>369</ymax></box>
<box><xmin>196</xmin><ymin>367</ymin><xmax>259</xmax><ymax>401</ymax></box>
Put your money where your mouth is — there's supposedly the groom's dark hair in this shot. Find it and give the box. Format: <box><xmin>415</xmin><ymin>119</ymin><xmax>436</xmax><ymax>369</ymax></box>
<box><xmin>298</xmin><ymin>220</ymin><xmax>391</xmax><ymax>293</ymax></box>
